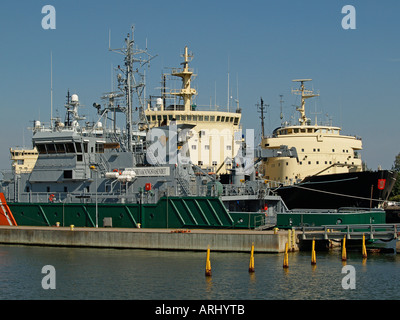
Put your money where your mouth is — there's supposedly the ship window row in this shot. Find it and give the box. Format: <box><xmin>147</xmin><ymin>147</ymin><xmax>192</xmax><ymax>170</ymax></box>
<box><xmin>278</xmin><ymin>128</ymin><xmax>340</xmax><ymax>135</ymax></box>
<box><xmin>298</xmin><ymin>161</ymin><xmax>356</xmax><ymax>165</ymax></box>
<box><xmin>299</xmin><ymin>148</ymin><xmax>351</xmax><ymax>153</ymax></box>
<box><xmin>35</xmin><ymin>142</ymin><xmax>89</xmax><ymax>155</ymax></box>
<box><xmin>147</xmin><ymin>115</ymin><xmax>240</xmax><ymax>125</ymax></box>
<box><xmin>11</xmin><ymin>151</ymin><xmax>38</xmax><ymax>156</ymax></box>
<box><xmin>191</xmin><ymin>144</ymin><xmax>232</xmax><ymax>151</ymax></box>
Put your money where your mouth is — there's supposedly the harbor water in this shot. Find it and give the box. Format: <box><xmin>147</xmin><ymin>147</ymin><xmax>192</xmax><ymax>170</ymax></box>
<box><xmin>1</xmin><ymin>244</ymin><xmax>400</xmax><ymax>300</ymax></box>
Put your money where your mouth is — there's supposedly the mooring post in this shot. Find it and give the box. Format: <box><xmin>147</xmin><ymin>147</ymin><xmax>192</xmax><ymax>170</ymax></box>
<box><xmin>362</xmin><ymin>233</ymin><xmax>367</xmax><ymax>259</ymax></box>
<box><xmin>205</xmin><ymin>245</ymin><xmax>212</xmax><ymax>277</ymax></box>
<box><xmin>249</xmin><ymin>243</ymin><xmax>255</xmax><ymax>273</ymax></box>
<box><xmin>311</xmin><ymin>238</ymin><xmax>316</xmax><ymax>265</ymax></box>
<box><xmin>342</xmin><ymin>236</ymin><xmax>347</xmax><ymax>261</ymax></box>
<box><xmin>283</xmin><ymin>242</ymin><xmax>289</xmax><ymax>269</ymax></box>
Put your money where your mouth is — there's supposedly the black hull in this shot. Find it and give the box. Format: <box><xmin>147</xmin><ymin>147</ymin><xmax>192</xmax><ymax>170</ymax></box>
<box><xmin>275</xmin><ymin>170</ymin><xmax>397</xmax><ymax>210</ymax></box>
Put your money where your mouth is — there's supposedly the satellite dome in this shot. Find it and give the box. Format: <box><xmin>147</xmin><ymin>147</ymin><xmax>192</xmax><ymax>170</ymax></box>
<box><xmin>71</xmin><ymin>94</ymin><xmax>79</xmax><ymax>102</ymax></box>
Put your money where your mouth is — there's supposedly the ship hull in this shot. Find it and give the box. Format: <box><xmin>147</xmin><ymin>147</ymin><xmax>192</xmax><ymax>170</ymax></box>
<box><xmin>3</xmin><ymin>195</ymin><xmax>387</xmax><ymax>230</ymax></box>
<box><xmin>275</xmin><ymin>170</ymin><xmax>397</xmax><ymax>210</ymax></box>
<box><xmin>6</xmin><ymin>197</ymin><xmax>268</xmax><ymax>230</ymax></box>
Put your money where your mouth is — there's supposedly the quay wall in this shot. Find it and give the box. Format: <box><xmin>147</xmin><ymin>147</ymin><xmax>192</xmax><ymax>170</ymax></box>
<box><xmin>0</xmin><ymin>226</ymin><xmax>293</xmax><ymax>253</ymax></box>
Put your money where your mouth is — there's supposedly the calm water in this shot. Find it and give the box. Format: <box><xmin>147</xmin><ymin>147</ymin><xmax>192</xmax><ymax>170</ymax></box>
<box><xmin>0</xmin><ymin>244</ymin><xmax>399</xmax><ymax>300</ymax></box>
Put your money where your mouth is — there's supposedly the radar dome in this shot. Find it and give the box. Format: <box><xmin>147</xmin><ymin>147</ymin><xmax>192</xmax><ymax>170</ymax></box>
<box><xmin>71</xmin><ymin>94</ymin><xmax>79</xmax><ymax>102</ymax></box>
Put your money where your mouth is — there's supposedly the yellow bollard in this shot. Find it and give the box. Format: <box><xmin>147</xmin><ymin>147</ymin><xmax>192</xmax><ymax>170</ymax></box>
<box><xmin>342</xmin><ymin>236</ymin><xmax>347</xmax><ymax>261</ymax></box>
<box><xmin>205</xmin><ymin>246</ymin><xmax>212</xmax><ymax>277</ymax></box>
<box><xmin>273</xmin><ymin>227</ymin><xmax>279</xmax><ymax>234</ymax></box>
<box><xmin>249</xmin><ymin>243</ymin><xmax>255</xmax><ymax>273</ymax></box>
<box><xmin>70</xmin><ymin>225</ymin><xmax>74</xmax><ymax>231</ymax></box>
<box><xmin>283</xmin><ymin>242</ymin><xmax>289</xmax><ymax>269</ymax></box>
<box><xmin>311</xmin><ymin>238</ymin><xmax>316</xmax><ymax>265</ymax></box>
<box><xmin>291</xmin><ymin>229</ymin><xmax>296</xmax><ymax>251</ymax></box>
<box><xmin>362</xmin><ymin>233</ymin><xmax>367</xmax><ymax>259</ymax></box>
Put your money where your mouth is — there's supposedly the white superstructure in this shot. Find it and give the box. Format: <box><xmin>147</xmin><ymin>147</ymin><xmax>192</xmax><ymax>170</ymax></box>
<box><xmin>145</xmin><ymin>47</ymin><xmax>242</xmax><ymax>173</ymax></box>
<box><xmin>261</xmin><ymin>79</ymin><xmax>363</xmax><ymax>185</ymax></box>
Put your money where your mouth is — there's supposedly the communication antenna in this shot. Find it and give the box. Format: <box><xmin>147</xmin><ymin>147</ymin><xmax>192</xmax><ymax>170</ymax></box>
<box><xmin>235</xmin><ymin>73</ymin><xmax>240</xmax><ymax>112</ymax></box>
<box><xmin>50</xmin><ymin>51</ymin><xmax>53</xmax><ymax>129</ymax></box>
<box><xmin>256</xmin><ymin>97</ymin><xmax>268</xmax><ymax>138</ymax></box>
<box><xmin>292</xmin><ymin>79</ymin><xmax>319</xmax><ymax>125</ymax></box>
<box><xmin>108</xmin><ymin>25</ymin><xmax>157</xmax><ymax>151</ymax></box>
<box><xmin>279</xmin><ymin>94</ymin><xmax>284</xmax><ymax>125</ymax></box>
<box><xmin>227</xmin><ymin>56</ymin><xmax>230</xmax><ymax>112</ymax></box>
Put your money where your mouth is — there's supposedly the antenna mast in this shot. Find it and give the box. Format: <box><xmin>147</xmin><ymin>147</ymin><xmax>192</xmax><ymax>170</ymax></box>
<box><xmin>279</xmin><ymin>94</ymin><xmax>284</xmax><ymax>125</ymax></box>
<box><xmin>235</xmin><ymin>73</ymin><xmax>240</xmax><ymax>112</ymax></box>
<box><xmin>227</xmin><ymin>56</ymin><xmax>230</xmax><ymax>112</ymax></box>
<box><xmin>50</xmin><ymin>51</ymin><xmax>53</xmax><ymax>129</ymax></box>
<box><xmin>109</xmin><ymin>25</ymin><xmax>156</xmax><ymax>151</ymax></box>
<box><xmin>256</xmin><ymin>97</ymin><xmax>268</xmax><ymax>138</ymax></box>
<box><xmin>292</xmin><ymin>79</ymin><xmax>319</xmax><ymax>125</ymax></box>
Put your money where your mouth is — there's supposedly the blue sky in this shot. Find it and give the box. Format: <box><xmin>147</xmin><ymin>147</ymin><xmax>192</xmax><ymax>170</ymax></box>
<box><xmin>0</xmin><ymin>0</ymin><xmax>399</xmax><ymax>170</ymax></box>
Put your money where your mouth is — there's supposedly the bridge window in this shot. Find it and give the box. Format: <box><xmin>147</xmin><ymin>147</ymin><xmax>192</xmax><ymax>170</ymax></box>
<box><xmin>95</xmin><ymin>143</ymin><xmax>104</xmax><ymax>153</ymax></box>
<box><xmin>36</xmin><ymin>144</ymin><xmax>46</xmax><ymax>154</ymax></box>
<box><xmin>75</xmin><ymin>142</ymin><xmax>82</xmax><ymax>153</ymax></box>
<box><xmin>47</xmin><ymin>144</ymin><xmax>56</xmax><ymax>154</ymax></box>
<box><xmin>55</xmin><ymin>143</ymin><xmax>66</xmax><ymax>153</ymax></box>
<box><xmin>65</xmin><ymin>143</ymin><xmax>75</xmax><ymax>153</ymax></box>
<box><xmin>64</xmin><ymin>170</ymin><xmax>73</xmax><ymax>179</ymax></box>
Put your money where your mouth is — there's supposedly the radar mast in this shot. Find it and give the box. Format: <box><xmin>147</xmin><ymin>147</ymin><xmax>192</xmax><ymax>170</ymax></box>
<box><xmin>108</xmin><ymin>25</ymin><xmax>156</xmax><ymax>151</ymax></box>
<box><xmin>292</xmin><ymin>79</ymin><xmax>319</xmax><ymax>125</ymax></box>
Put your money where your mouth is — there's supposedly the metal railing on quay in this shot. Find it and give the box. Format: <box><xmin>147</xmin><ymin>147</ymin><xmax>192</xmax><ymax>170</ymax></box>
<box><xmin>295</xmin><ymin>223</ymin><xmax>400</xmax><ymax>241</ymax></box>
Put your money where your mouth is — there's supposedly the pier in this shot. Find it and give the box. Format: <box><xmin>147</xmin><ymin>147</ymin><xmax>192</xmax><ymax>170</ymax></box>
<box><xmin>0</xmin><ymin>226</ymin><xmax>293</xmax><ymax>253</ymax></box>
<box><xmin>1</xmin><ymin>224</ymin><xmax>399</xmax><ymax>254</ymax></box>
<box><xmin>296</xmin><ymin>223</ymin><xmax>400</xmax><ymax>253</ymax></box>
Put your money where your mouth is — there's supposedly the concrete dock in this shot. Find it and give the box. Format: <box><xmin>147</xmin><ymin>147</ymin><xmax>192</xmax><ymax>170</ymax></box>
<box><xmin>0</xmin><ymin>226</ymin><xmax>295</xmax><ymax>253</ymax></box>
